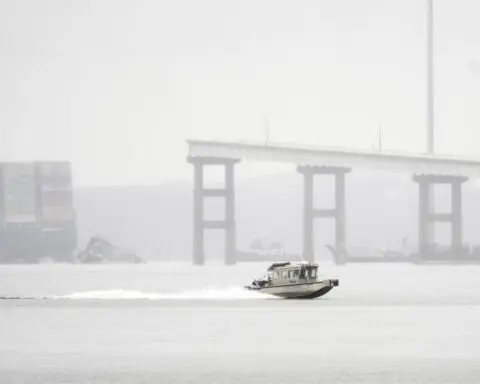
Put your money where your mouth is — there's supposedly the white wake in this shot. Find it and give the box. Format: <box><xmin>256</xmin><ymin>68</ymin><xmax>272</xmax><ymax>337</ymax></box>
<box><xmin>55</xmin><ymin>286</ymin><xmax>273</xmax><ymax>300</ymax></box>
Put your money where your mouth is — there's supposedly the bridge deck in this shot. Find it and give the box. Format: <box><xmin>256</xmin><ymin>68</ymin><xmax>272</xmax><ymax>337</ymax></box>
<box><xmin>187</xmin><ymin>139</ymin><xmax>480</xmax><ymax>178</ymax></box>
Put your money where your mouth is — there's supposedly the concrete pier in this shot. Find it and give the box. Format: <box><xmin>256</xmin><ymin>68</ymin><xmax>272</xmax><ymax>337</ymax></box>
<box><xmin>188</xmin><ymin>157</ymin><xmax>239</xmax><ymax>265</ymax></box>
<box><xmin>413</xmin><ymin>174</ymin><xmax>468</xmax><ymax>259</ymax></box>
<box><xmin>297</xmin><ymin>166</ymin><xmax>350</xmax><ymax>264</ymax></box>
<box><xmin>187</xmin><ymin>140</ymin><xmax>480</xmax><ymax>265</ymax></box>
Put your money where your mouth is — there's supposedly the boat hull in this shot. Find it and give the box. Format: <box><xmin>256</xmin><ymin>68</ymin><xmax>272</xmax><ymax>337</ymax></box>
<box><xmin>245</xmin><ymin>279</ymin><xmax>339</xmax><ymax>299</ymax></box>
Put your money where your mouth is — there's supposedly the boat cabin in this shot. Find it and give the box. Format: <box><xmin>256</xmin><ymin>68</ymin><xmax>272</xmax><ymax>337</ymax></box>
<box><xmin>266</xmin><ymin>262</ymin><xmax>318</xmax><ymax>286</ymax></box>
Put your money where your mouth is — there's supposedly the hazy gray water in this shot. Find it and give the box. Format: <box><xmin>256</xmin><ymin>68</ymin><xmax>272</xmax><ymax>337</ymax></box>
<box><xmin>1</xmin><ymin>262</ymin><xmax>480</xmax><ymax>383</ymax></box>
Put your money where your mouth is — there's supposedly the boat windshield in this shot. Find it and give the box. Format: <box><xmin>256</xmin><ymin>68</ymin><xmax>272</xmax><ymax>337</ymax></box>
<box><xmin>267</xmin><ymin>271</ymin><xmax>278</xmax><ymax>279</ymax></box>
<box><xmin>266</xmin><ymin>264</ymin><xmax>317</xmax><ymax>281</ymax></box>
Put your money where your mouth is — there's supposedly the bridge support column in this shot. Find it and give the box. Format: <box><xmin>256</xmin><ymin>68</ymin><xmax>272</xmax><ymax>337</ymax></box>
<box><xmin>297</xmin><ymin>166</ymin><xmax>351</xmax><ymax>264</ymax></box>
<box><xmin>413</xmin><ymin>174</ymin><xmax>468</xmax><ymax>260</ymax></box>
<box><xmin>187</xmin><ymin>157</ymin><xmax>240</xmax><ymax>265</ymax></box>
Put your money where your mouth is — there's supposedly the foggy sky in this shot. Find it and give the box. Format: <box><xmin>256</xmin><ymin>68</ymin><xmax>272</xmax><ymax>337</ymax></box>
<box><xmin>1</xmin><ymin>0</ymin><xmax>479</xmax><ymax>186</ymax></box>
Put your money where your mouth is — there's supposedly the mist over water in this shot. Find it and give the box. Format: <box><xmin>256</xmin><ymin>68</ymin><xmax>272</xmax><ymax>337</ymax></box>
<box><xmin>2</xmin><ymin>262</ymin><xmax>480</xmax><ymax>383</ymax></box>
<box><xmin>2</xmin><ymin>0</ymin><xmax>480</xmax><ymax>382</ymax></box>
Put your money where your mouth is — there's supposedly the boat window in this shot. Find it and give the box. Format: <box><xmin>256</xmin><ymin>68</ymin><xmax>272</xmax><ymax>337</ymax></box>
<box><xmin>310</xmin><ymin>268</ymin><xmax>317</xmax><ymax>278</ymax></box>
<box><xmin>293</xmin><ymin>269</ymin><xmax>300</xmax><ymax>278</ymax></box>
<box><xmin>268</xmin><ymin>271</ymin><xmax>279</xmax><ymax>280</ymax></box>
<box><xmin>282</xmin><ymin>270</ymin><xmax>289</xmax><ymax>279</ymax></box>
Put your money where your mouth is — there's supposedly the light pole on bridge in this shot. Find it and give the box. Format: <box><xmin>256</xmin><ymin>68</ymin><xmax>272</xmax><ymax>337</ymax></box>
<box><xmin>426</xmin><ymin>0</ymin><xmax>435</xmax><ymax>248</ymax></box>
<box><xmin>427</xmin><ymin>0</ymin><xmax>434</xmax><ymax>155</ymax></box>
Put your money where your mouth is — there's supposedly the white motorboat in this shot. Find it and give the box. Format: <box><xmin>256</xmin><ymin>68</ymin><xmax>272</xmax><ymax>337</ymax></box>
<box><xmin>244</xmin><ymin>261</ymin><xmax>339</xmax><ymax>299</ymax></box>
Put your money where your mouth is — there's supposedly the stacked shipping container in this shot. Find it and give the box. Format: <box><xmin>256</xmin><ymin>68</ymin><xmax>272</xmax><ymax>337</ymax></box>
<box><xmin>2</xmin><ymin>163</ymin><xmax>37</xmax><ymax>225</ymax></box>
<box><xmin>0</xmin><ymin>161</ymin><xmax>77</xmax><ymax>263</ymax></box>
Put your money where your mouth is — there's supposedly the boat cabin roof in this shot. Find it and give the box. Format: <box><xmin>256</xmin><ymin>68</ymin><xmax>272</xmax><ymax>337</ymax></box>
<box><xmin>267</xmin><ymin>261</ymin><xmax>318</xmax><ymax>271</ymax></box>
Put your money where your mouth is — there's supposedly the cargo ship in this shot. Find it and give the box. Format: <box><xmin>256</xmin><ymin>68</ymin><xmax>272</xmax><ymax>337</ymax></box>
<box><xmin>0</xmin><ymin>161</ymin><xmax>77</xmax><ymax>263</ymax></box>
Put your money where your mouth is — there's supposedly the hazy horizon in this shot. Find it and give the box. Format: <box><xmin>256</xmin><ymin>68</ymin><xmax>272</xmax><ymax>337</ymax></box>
<box><xmin>2</xmin><ymin>3</ymin><xmax>480</xmax><ymax>383</ymax></box>
<box><xmin>2</xmin><ymin>0</ymin><xmax>480</xmax><ymax>186</ymax></box>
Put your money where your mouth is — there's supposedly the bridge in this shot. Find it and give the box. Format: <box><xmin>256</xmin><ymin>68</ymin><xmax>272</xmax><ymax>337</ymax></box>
<box><xmin>187</xmin><ymin>139</ymin><xmax>480</xmax><ymax>265</ymax></box>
